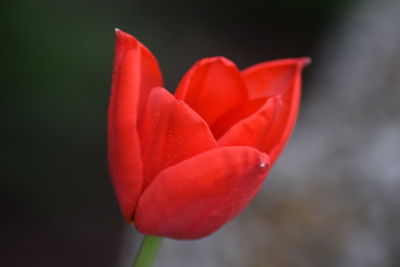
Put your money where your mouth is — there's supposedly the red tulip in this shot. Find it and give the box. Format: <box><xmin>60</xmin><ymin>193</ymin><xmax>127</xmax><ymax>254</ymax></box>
<box><xmin>108</xmin><ymin>29</ymin><xmax>309</xmax><ymax>239</ymax></box>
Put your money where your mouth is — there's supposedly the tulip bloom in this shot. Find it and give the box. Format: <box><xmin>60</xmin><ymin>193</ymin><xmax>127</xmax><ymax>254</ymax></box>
<box><xmin>108</xmin><ymin>29</ymin><xmax>309</xmax><ymax>239</ymax></box>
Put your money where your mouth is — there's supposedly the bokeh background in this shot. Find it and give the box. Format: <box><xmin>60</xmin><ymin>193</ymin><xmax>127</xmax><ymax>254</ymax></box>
<box><xmin>2</xmin><ymin>0</ymin><xmax>400</xmax><ymax>266</ymax></box>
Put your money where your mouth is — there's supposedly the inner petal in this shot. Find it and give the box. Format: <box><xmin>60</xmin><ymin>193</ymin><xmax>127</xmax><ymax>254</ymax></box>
<box><xmin>210</xmin><ymin>98</ymin><xmax>266</xmax><ymax>140</ymax></box>
<box><xmin>174</xmin><ymin>57</ymin><xmax>248</xmax><ymax>127</ymax></box>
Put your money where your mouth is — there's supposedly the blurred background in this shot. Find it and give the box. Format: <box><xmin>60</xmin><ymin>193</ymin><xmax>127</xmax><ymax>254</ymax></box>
<box><xmin>2</xmin><ymin>0</ymin><xmax>400</xmax><ymax>266</ymax></box>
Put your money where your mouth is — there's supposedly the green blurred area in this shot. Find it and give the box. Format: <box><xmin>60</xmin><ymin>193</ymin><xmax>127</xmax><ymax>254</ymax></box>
<box><xmin>1</xmin><ymin>0</ymin><xmax>351</xmax><ymax>266</ymax></box>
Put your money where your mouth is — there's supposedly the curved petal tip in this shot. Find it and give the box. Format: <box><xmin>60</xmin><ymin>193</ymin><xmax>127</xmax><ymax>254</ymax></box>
<box><xmin>298</xmin><ymin>57</ymin><xmax>312</xmax><ymax>67</ymax></box>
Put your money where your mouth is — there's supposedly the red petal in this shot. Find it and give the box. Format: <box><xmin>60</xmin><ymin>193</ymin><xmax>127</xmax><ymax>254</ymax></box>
<box><xmin>174</xmin><ymin>57</ymin><xmax>248</xmax><ymax>126</ymax></box>
<box><xmin>139</xmin><ymin>87</ymin><xmax>218</xmax><ymax>190</ymax></box>
<box><xmin>242</xmin><ymin>57</ymin><xmax>310</xmax><ymax>100</ymax></box>
<box><xmin>241</xmin><ymin>57</ymin><xmax>309</xmax><ymax>164</ymax></box>
<box><xmin>135</xmin><ymin>146</ymin><xmax>270</xmax><ymax>239</ymax></box>
<box><xmin>108</xmin><ymin>29</ymin><xmax>162</xmax><ymax>221</ymax></box>
<box><xmin>210</xmin><ymin>98</ymin><xmax>266</xmax><ymax>140</ymax></box>
<box><xmin>218</xmin><ymin>96</ymin><xmax>282</xmax><ymax>150</ymax></box>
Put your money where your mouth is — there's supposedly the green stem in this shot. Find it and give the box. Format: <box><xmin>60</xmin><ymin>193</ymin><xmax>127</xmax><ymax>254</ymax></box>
<box><xmin>133</xmin><ymin>235</ymin><xmax>163</xmax><ymax>267</ymax></box>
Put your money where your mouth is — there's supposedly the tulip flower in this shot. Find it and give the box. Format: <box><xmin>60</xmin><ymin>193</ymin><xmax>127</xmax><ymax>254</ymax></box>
<box><xmin>108</xmin><ymin>29</ymin><xmax>309</xmax><ymax>241</ymax></box>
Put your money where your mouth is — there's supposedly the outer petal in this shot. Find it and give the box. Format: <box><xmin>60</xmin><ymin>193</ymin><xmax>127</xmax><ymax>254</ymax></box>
<box><xmin>135</xmin><ymin>146</ymin><xmax>270</xmax><ymax>239</ymax></box>
<box><xmin>108</xmin><ymin>29</ymin><xmax>162</xmax><ymax>221</ymax></box>
<box><xmin>218</xmin><ymin>96</ymin><xmax>282</xmax><ymax>150</ymax></box>
<box><xmin>240</xmin><ymin>57</ymin><xmax>310</xmax><ymax>164</ymax></box>
<box><xmin>174</xmin><ymin>57</ymin><xmax>248</xmax><ymax>126</ymax></box>
<box><xmin>139</xmin><ymin>87</ymin><xmax>218</xmax><ymax>190</ymax></box>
